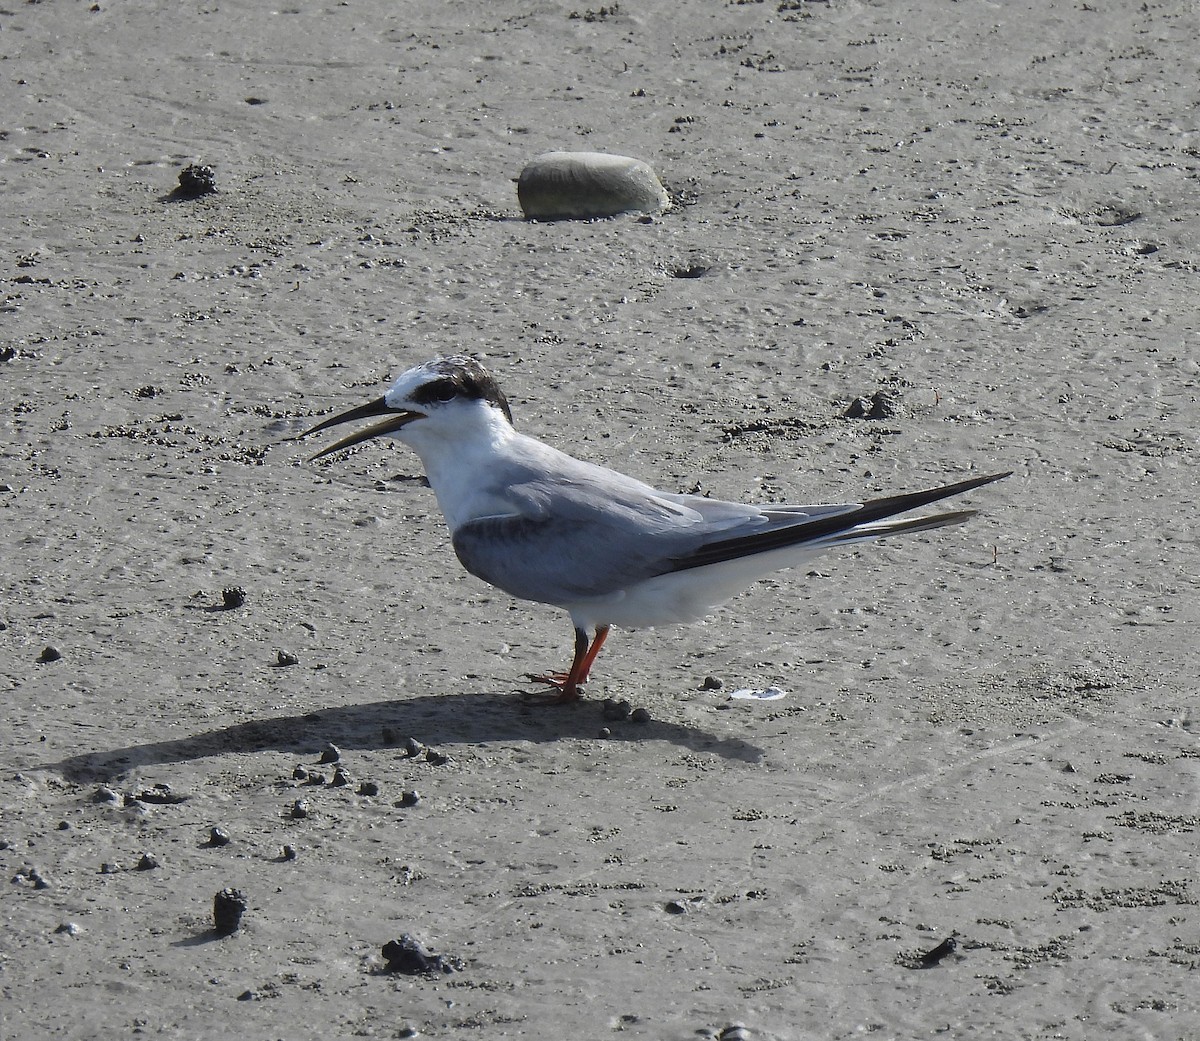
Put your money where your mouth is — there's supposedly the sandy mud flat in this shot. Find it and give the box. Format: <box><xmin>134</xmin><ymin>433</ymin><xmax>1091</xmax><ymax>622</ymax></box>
<box><xmin>2</xmin><ymin>2</ymin><xmax>1198</xmax><ymax>1038</ymax></box>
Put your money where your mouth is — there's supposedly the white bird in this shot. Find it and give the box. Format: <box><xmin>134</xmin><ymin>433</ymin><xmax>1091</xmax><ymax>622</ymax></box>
<box><xmin>296</xmin><ymin>356</ymin><xmax>1009</xmax><ymax>704</ymax></box>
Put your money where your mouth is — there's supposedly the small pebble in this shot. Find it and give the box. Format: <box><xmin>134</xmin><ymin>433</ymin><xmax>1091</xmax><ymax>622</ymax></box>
<box><xmin>100</xmin><ymin>862</ymin><xmax>120</xmax><ymax>875</ymax></box>
<box><xmin>37</xmin><ymin>646</ymin><xmax>62</xmax><ymax>663</ymax></box>
<box><xmin>403</xmin><ymin>737</ymin><xmax>424</xmax><ymax>758</ymax></box>
<box><xmin>54</xmin><ymin>922</ymin><xmax>81</xmax><ymax>937</ymax></box>
<box><xmin>305</xmin><ymin>771</ymin><xmax>327</xmax><ymax>786</ymax></box>
<box><xmin>213</xmin><ymin>887</ymin><xmax>247</xmax><ymax>936</ymax></box>
<box><xmin>842</xmin><ymin>390</ymin><xmax>900</xmax><ymax>420</ymax></box>
<box><xmin>93</xmin><ymin>785</ymin><xmax>120</xmax><ymax>803</ymax></box>
<box><xmin>918</xmin><ymin>936</ymin><xmax>958</xmax><ymax>967</ymax></box>
<box><xmin>221</xmin><ymin>586</ymin><xmax>247</xmax><ymax>609</ymax></box>
<box><xmin>719</xmin><ymin>1026</ymin><xmax>751</xmax><ymax>1041</ymax></box>
<box><xmin>128</xmin><ymin>784</ymin><xmax>187</xmax><ymax>805</ymax></box>
<box><xmin>208</xmin><ymin>827</ymin><xmax>232</xmax><ymax>847</ymax></box>
<box><xmin>16</xmin><ymin>866</ymin><xmax>51</xmax><ymax>889</ymax></box>
<box><xmin>331</xmin><ymin>767</ymin><xmax>351</xmax><ymax>787</ymax></box>
<box><xmin>57</xmin><ymin>820</ymin><xmax>71</xmax><ymax>831</ymax></box>
<box><xmin>273</xmin><ymin>650</ymin><xmax>299</xmax><ymax>667</ymax></box>
<box><xmin>290</xmin><ymin>798</ymin><xmax>310</xmax><ymax>819</ymax></box>
<box><xmin>664</xmin><ymin>900</ymin><xmax>689</xmax><ymax>915</ymax></box>
<box><xmin>392</xmin><ymin>864</ymin><xmax>421</xmax><ymax>885</ymax></box>
<box><xmin>318</xmin><ymin>743</ymin><xmax>341</xmax><ymax>764</ymax></box>
<box><xmin>292</xmin><ymin>765</ymin><xmax>309</xmax><ymax>782</ymax></box>
<box><xmin>701</xmin><ymin>675</ymin><xmax>724</xmax><ymax>691</ymax></box>
<box><xmin>236</xmin><ymin>990</ymin><xmax>258</xmax><ymax>1002</ymax></box>
<box><xmin>397</xmin><ymin>790</ymin><xmax>421</xmax><ymax>808</ymax></box>
<box><xmin>280</xmin><ymin>844</ymin><xmax>298</xmax><ymax>861</ymax></box>
<box><xmin>135</xmin><ymin>853</ymin><xmax>159</xmax><ymax>871</ymax></box>
<box><xmin>424</xmin><ymin>749</ymin><xmax>449</xmax><ymax>766</ymax></box>
<box><xmin>598</xmin><ymin>727</ymin><xmax>612</xmax><ymax>739</ymax></box>
<box><xmin>630</xmin><ymin>707</ymin><xmax>651</xmax><ymax>724</ymax></box>
<box><xmin>357</xmin><ymin>781</ymin><xmax>380</xmax><ymax>797</ymax></box>
<box><xmin>602</xmin><ymin>699</ymin><xmax>633</xmax><ymax>722</ymax></box>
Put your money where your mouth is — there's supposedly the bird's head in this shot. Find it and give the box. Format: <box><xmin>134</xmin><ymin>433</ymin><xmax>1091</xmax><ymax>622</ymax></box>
<box><xmin>296</xmin><ymin>356</ymin><xmax>514</xmax><ymax>461</ymax></box>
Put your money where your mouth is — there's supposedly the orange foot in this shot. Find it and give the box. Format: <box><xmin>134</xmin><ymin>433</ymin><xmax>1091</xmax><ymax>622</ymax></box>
<box><xmin>522</xmin><ymin>673</ymin><xmax>583</xmax><ymax>705</ymax></box>
<box><xmin>519</xmin><ymin>625</ymin><xmax>610</xmax><ymax>707</ymax></box>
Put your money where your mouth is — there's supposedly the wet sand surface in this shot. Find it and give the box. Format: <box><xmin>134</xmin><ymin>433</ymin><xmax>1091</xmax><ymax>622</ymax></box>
<box><xmin>2</xmin><ymin>2</ymin><xmax>1198</xmax><ymax>1038</ymax></box>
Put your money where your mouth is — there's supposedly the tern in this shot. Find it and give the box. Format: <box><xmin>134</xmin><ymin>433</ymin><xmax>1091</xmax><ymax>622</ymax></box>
<box><xmin>296</xmin><ymin>356</ymin><xmax>1009</xmax><ymax>703</ymax></box>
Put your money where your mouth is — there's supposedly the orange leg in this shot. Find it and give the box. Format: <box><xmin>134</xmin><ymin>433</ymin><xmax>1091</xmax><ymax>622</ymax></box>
<box><xmin>526</xmin><ymin>625</ymin><xmax>611</xmax><ymax>704</ymax></box>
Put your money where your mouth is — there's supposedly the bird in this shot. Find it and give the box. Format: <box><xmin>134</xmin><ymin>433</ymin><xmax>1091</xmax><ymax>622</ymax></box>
<box><xmin>295</xmin><ymin>356</ymin><xmax>1009</xmax><ymax>704</ymax></box>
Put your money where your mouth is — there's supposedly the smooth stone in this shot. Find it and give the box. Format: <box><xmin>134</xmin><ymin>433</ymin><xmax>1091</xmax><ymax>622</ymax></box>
<box><xmin>517</xmin><ymin>151</ymin><xmax>669</xmax><ymax>220</ymax></box>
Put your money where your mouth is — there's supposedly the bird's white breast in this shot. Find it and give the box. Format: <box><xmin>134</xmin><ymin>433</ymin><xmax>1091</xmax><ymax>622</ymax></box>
<box><xmin>396</xmin><ymin>416</ymin><xmax>540</xmax><ymax>532</ymax></box>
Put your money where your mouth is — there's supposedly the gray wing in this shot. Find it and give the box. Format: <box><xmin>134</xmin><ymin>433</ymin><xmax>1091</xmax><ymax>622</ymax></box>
<box><xmin>448</xmin><ymin>458</ymin><xmax>857</xmax><ymax>606</ymax></box>
<box><xmin>452</xmin><ymin>445</ymin><xmax>1009</xmax><ymax>606</ymax></box>
<box><xmin>450</xmin><ymin>478</ymin><xmax>729</xmax><ymax>606</ymax></box>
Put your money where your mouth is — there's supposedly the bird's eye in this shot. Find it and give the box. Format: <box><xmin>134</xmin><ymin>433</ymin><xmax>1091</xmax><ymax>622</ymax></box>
<box><xmin>431</xmin><ymin>380</ymin><xmax>458</xmax><ymax>402</ymax></box>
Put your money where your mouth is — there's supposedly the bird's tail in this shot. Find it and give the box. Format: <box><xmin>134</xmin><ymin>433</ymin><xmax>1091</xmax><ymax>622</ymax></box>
<box><xmin>822</xmin><ymin>508</ymin><xmax>977</xmax><ymax>547</ymax></box>
<box><xmin>673</xmin><ymin>471</ymin><xmax>1010</xmax><ymax>572</ymax></box>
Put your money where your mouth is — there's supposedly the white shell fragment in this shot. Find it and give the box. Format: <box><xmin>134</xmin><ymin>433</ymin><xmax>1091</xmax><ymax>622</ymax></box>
<box><xmin>517</xmin><ymin>151</ymin><xmax>670</xmax><ymax>220</ymax></box>
<box><xmin>729</xmin><ymin>686</ymin><xmax>789</xmax><ymax>701</ymax></box>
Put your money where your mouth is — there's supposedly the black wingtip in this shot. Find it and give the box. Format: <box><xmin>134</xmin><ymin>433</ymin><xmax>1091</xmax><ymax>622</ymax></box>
<box><xmin>857</xmin><ymin>470</ymin><xmax>1010</xmax><ymax>521</ymax></box>
<box><xmin>670</xmin><ymin>469</ymin><xmax>1010</xmax><ymax>573</ymax></box>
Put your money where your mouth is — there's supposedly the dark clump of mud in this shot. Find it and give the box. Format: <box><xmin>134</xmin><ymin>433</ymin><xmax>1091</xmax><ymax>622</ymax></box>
<box><xmin>381</xmin><ymin>934</ymin><xmax>464</xmax><ymax>975</ymax></box>
<box><xmin>213</xmin><ymin>888</ymin><xmax>247</xmax><ymax>936</ymax></box>
<box><xmin>174</xmin><ymin>164</ymin><xmax>217</xmax><ymax>199</ymax></box>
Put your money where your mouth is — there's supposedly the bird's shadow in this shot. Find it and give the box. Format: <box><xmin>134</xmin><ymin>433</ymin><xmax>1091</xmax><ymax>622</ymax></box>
<box><xmin>44</xmin><ymin>691</ymin><xmax>763</xmax><ymax>782</ymax></box>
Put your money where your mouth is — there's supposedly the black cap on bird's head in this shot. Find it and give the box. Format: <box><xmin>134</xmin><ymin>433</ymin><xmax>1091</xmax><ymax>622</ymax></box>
<box><xmin>403</xmin><ymin>357</ymin><xmax>513</xmax><ymax>424</ymax></box>
<box><xmin>293</xmin><ymin>356</ymin><xmax>513</xmax><ymax>460</ymax></box>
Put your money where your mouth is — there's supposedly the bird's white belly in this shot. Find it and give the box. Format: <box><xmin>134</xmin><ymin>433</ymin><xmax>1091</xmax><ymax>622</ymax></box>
<box><xmin>563</xmin><ymin>547</ymin><xmax>821</xmax><ymax>630</ymax></box>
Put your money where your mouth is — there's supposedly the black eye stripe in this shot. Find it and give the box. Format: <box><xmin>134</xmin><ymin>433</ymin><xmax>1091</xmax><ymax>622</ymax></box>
<box><xmin>408</xmin><ymin>357</ymin><xmax>515</xmax><ymax>426</ymax></box>
<box><xmin>412</xmin><ymin>378</ymin><xmax>461</xmax><ymax>406</ymax></box>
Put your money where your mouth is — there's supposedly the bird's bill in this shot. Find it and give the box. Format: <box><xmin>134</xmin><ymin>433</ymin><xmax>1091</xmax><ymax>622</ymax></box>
<box><xmin>292</xmin><ymin>396</ymin><xmax>424</xmax><ymax>461</ymax></box>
